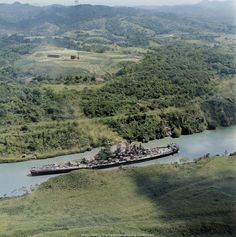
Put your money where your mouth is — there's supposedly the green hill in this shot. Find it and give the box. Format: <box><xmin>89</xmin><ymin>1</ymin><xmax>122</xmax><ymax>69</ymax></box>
<box><xmin>0</xmin><ymin>38</ymin><xmax>235</xmax><ymax>162</ymax></box>
<box><xmin>0</xmin><ymin>2</ymin><xmax>235</xmax><ymax>162</ymax></box>
<box><xmin>81</xmin><ymin>43</ymin><xmax>236</xmax><ymax>141</ymax></box>
<box><xmin>0</xmin><ymin>1</ymin><xmax>235</xmax><ymax>37</ymax></box>
<box><xmin>0</xmin><ymin>156</ymin><xmax>235</xmax><ymax>236</ymax></box>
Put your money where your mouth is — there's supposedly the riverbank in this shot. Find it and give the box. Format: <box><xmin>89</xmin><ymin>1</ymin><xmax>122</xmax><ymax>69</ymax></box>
<box><xmin>0</xmin><ymin>119</ymin><xmax>123</xmax><ymax>164</ymax></box>
<box><xmin>0</xmin><ymin>146</ymin><xmax>92</xmax><ymax>164</ymax></box>
<box><xmin>0</xmin><ymin>156</ymin><xmax>235</xmax><ymax>236</ymax></box>
<box><xmin>1</xmin><ymin>124</ymin><xmax>235</xmax><ymax>164</ymax></box>
<box><xmin>0</xmin><ymin>124</ymin><xmax>235</xmax><ymax>197</ymax></box>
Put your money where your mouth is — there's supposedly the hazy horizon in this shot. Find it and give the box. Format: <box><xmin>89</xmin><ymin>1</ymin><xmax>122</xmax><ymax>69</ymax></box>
<box><xmin>0</xmin><ymin>0</ymin><xmax>230</xmax><ymax>6</ymax></box>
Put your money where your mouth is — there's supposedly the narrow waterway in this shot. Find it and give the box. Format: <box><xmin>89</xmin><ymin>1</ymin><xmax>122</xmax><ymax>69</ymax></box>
<box><xmin>0</xmin><ymin>125</ymin><xmax>235</xmax><ymax>197</ymax></box>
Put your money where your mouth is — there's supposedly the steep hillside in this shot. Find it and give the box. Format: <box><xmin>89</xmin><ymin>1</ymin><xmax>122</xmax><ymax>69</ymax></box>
<box><xmin>0</xmin><ymin>37</ymin><xmax>235</xmax><ymax>161</ymax></box>
<box><xmin>0</xmin><ymin>156</ymin><xmax>235</xmax><ymax>236</ymax></box>
<box><xmin>0</xmin><ymin>1</ymin><xmax>235</xmax><ymax>162</ymax></box>
<box><xmin>81</xmin><ymin>43</ymin><xmax>236</xmax><ymax>141</ymax></box>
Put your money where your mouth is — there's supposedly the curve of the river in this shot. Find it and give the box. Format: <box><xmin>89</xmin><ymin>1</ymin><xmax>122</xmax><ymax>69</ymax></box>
<box><xmin>0</xmin><ymin>125</ymin><xmax>235</xmax><ymax>197</ymax></box>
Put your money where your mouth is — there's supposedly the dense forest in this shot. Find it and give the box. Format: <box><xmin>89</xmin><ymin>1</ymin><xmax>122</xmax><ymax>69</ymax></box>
<box><xmin>81</xmin><ymin>43</ymin><xmax>235</xmax><ymax>141</ymax></box>
<box><xmin>82</xmin><ymin>43</ymin><xmax>234</xmax><ymax>117</ymax></box>
<box><xmin>0</xmin><ymin>2</ymin><xmax>235</xmax><ymax>237</ymax></box>
<box><xmin>0</xmin><ymin>1</ymin><xmax>235</xmax><ymax>161</ymax></box>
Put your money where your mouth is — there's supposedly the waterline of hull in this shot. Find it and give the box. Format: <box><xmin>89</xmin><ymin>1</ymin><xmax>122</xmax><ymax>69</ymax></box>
<box><xmin>0</xmin><ymin>125</ymin><xmax>235</xmax><ymax>197</ymax></box>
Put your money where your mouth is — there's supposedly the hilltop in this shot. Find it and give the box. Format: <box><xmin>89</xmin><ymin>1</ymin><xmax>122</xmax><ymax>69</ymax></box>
<box><xmin>0</xmin><ymin>1</ymin><xmax>235</xmax><ymax>35</ymax></box>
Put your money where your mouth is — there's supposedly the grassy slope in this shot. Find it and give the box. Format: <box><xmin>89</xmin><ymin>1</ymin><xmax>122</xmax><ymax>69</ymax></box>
<box><xmin>0</xmin><ymin>156</ymin><xmax>235</xmax><ymax>237</ymax></box>
<box><xmin>15</xmin><ymin>45</ymin><xmax>143</xmax><ymax>78</ymax></box>
<box><xmin>0</xmin><ymin>119</ymin><xmax>123</xmax><ymax>163</ymax></box>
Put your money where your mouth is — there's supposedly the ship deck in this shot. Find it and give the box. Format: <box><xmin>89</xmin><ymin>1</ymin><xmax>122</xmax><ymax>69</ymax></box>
<box><xmin>30</xmin><ymin>145</ymin><xmax>179</xmax><ymax>176</ymax></box>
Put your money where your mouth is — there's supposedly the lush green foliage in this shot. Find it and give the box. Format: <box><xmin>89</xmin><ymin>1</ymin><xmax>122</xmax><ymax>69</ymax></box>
<box><xmin>104</xmin><ymin>106</ymin><xmax>207</xmax><ymax>142</ymax></box>
<box><xmin>0</xmin><ymin>120</ymin><xmax>121</xmax><ymax>162</ymax></box>
<box><xmin>81</xmin><ymin>43</ymin><xmax>235</xmax><ymax>117</ymax></box>
<box><xmin>0</xmin><ymin>156</ymin><xmax>235</xmax><ymax>236</ymax></box>
<box><xmin>0</xmin><ymin>3</ymin><xmax>235</xmax><ymax>236</ymax></box>
<box><xmin>202</xmin><ymin>97</ymin><xmax>236</xmax><ymax>127</ymax></box>
<box><xmin>0</xmin><ymin>81</ymin><xmax>71</xmax><ymax>125</ymax></box>
<box><xmin>80</xmin><ymin>43</ymin><xmax>235</xmax><ymax>142</ymax></box>
<box><xmin>0</xmin><ymin>39</ymin><xmax>235</xmax><ymax>160</ymax></box>
<box><xmin>0</xmin><ymin>2</ymin><xmax>235</xmax><ymax>161</ymax></box>
<box><xmin>0</xmin><ymin>37</ymin><xmax>35</xmax><ymax>79</ymax></box>
<box><xmin>33</xmin><ymin>75</ymin><xmax>97</xmax><ymax>84</ymax></box>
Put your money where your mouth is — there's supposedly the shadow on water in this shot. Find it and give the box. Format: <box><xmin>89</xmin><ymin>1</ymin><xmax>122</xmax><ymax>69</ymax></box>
<box><xmin>131</xmin><ymin>161</ymin><xmax>236</xmax><ymax>236</ymax></box>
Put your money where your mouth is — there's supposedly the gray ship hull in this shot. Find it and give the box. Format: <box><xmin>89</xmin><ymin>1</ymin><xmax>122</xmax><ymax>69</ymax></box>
<box><xmin>30</xmin><ymin>146</ymin><xmax>179</xmax><ymax>176</ymax></box>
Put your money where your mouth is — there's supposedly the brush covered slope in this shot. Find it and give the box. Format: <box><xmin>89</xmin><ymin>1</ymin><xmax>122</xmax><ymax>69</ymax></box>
<box><xmin>0</xmin><ymin>39</ymin><xmax>235</xmax><ymax>161</ymax></box>
<box><xmin>0</xmin><ymin>156</ymin><xmax>235</xmax><ymax>236</ymax></box>
<box><xmin>0</xmin><ymin>2</ymin><xmax>235</xmax><ymax>162</ymax></box>
<box><xmin>81</xmin><ymin>43</ymin><xmax>236</xmax><ymax>142</ymax></box>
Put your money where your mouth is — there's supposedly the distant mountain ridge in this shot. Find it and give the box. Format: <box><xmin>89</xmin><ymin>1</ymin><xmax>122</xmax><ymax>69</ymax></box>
<box><xmin>0</xmin><ymin>1</ymin><xmax>234</xmax><ymax>35</ymax></box>
<box><xmin>155</xmin><ymin>0</ymin><xmax>235</xmax><ymax>21</ymax></box>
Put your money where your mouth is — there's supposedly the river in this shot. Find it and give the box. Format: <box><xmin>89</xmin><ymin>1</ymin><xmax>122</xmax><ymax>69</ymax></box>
<box><xmin>0</xmin><ymin>125</ymin><xmax>235</xmax><ymax>197</ymax></box>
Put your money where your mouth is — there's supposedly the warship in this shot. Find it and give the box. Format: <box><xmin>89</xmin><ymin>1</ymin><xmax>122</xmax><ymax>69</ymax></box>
<box><xmin>30</xmin><ymin>143</ymin><xmax>179</xmax><ymax>176</ymax></box>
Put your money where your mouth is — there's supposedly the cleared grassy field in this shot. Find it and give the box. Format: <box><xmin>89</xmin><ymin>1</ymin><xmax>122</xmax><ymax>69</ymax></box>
<box><xmin>0</xmin><ymin>156</ymin><xmax>235</xmax><ymax>236</ymax></box>
<box><xmin>15</xmin><ymin>45</ymin><xmax>143</xmax><ymax>78</ymax></box>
